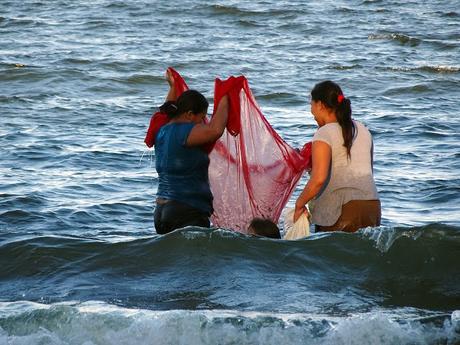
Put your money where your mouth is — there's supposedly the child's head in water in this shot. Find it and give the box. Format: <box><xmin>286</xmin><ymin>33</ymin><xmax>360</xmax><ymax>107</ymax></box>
<box><xmin>248</xmin><ymin>218</ymin><xmax>281</xmax><ymax>239</ymax></box>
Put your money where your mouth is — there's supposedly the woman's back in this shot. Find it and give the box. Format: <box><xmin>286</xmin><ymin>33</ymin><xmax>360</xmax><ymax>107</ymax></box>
<box><xmin>155</xmin><ymin>122</ymin><xmax>213</xmax><ymax>214</ymax></box>
<box><xmin>309</xmin><ymin>120</ymin><xmax>379</xmax><ymax>226</ymax></box>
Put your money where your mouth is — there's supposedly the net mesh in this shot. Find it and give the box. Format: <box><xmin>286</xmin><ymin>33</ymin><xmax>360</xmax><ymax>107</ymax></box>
<box><xmin>145</xmin><ymin>68</ymin><xmax>312</xmax><ymax>233</ymax></box>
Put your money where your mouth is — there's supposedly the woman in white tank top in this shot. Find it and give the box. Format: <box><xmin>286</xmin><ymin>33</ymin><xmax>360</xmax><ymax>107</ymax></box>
<box><xmin>294</xmin><ymin>81</ymin><xmax>380</xmax><ymax>232</ymax></box>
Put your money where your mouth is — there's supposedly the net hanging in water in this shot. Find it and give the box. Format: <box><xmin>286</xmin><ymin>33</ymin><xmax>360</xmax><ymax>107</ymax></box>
<box><xmin>145</xmin><ymin>68</ymin><xmax>312</xmax><ymax>233</ymax></box>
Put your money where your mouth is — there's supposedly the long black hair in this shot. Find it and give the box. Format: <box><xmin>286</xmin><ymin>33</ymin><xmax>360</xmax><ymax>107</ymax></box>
<box><xmin>311</xmin><ymin>81</ymin><xmax>353</xmax><ymax>158</ymax></box>
<box><xmin>160</xmin><ymin>90</ymin><xmax>209</xmax><ymax>119</ymax></box>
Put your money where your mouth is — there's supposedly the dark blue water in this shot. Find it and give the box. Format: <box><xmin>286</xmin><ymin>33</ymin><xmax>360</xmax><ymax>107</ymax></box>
<box><xmin>1</xmin><ymin>1</ymin><xmax>459</xmax><ymax>343</ymax></box>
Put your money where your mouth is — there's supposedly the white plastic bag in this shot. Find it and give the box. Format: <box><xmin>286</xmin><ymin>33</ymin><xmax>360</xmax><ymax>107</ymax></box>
<box><xmin>283</xmin><ymin>207</ymin><xmax>310</xmax><ymax>240</ymax></box>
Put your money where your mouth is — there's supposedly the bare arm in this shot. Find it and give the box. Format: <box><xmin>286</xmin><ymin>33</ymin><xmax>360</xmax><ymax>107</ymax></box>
<box><xmin>186</xmin><ymin>96</ymin><xmax>229</xmax><ymax>147</ymax></box>
<box><xmin>165</xmin><ymin>69</ymin><xmax>177</xmax><ymax>102</ymax></box>
<box><xmin>294</xmin><ymin>140</ymin><xmax>331</xmax><ymax>222</ymax></box>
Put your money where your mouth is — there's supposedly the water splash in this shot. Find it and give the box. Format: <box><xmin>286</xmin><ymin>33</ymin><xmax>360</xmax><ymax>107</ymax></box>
<box><xmin>359</xmin><ymin>226</ymin><xmax>423</xmax><ymax>253</ymax></box>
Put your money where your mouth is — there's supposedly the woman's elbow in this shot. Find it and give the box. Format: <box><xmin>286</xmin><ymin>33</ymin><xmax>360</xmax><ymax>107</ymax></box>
<box><xmin>310</xmin><ymin>177</ymin><xmax>326</xmax><ymax>192</ymax></box>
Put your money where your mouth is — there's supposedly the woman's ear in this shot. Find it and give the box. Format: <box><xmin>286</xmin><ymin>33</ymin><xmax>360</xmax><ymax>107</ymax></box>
<box><xmin>184</xmin><ymin>111</ymin><xmax>194</xmax><ymax>120</ymax></box>
<box><xmin>317</xmin><ymin>100</ymin><xmax>326</xmax><ymax>111</ymax></box>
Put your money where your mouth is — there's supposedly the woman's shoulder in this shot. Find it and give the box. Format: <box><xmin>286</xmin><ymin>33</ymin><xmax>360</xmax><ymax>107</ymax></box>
<box><xmin>324</xmin><ymin>122</ymin><xmax>341</xmax><ymax>130</ymax></box>
<box><xmin>313</xmin><ymin>123</ymin><xmax>339</xmax><ymax>144</ymax></box>
<box><xmin>158</xmin><ymin>122</ymin><xmax>195</xmax><ymax>143</ymax></box>
<box><xmin>315</xmin><ymin>122</ymin><xmax>341</xmax><ymax>136</ymax></box>
<box><xmin>354</xmin><ymin>119</ymin><xmax>372</xmax><ymax>129</ymax></box>
<box><xmin>353</xmin><ymin>120</ymin><xmax>372</xmax><ymax>136</ymax></box>
<box><xmin>162</xmin><ymin>122</ymin><xmax>195</xmax><ymax>132</ymax></box>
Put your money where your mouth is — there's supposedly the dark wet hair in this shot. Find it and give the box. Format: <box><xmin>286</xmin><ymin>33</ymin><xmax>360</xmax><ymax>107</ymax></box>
<box><xmin>311</xmin><ymin>81</ymin><xmax>354</xmax><ymax>158</ymax></box>
<box><xmin>248</xmin><ymin>218</ymin><xmax>281</xmax><ymax>239</ymax></box>
<box><xmin>160</xmin><ymin>90</ymin><xmax>209</xmax><ymax>119</ymax></box>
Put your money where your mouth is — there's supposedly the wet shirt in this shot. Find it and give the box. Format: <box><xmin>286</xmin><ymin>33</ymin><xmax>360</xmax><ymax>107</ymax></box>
<box><xmin>155</xmin><ymin>122</ymin><xmax>213</xmax><ymax>215</ymax></box>
<box><xmin>309</xmin><ymin>120</ymin><xmax>379</xmax><ymax>226</ymax></box>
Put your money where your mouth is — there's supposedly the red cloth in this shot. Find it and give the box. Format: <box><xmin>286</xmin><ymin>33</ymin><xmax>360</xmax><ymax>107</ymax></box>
<box><xmin>144</xmin><ymin>67</ymin><xmax>189</xmax><ymax>148</ymax></box>
<box><xmin>144</xmin><ymin>112</ymin><xmax>168</xmax><ymax>148</ymax></box>
<box><xmin>209</xmin><ymin>76</ymin><xmax>312</xmax><ymax>232</ymax></box>
<box><xmin>213</xmin><ymin>76</ymin><xmax>246</xmax><ymax>136</ymax></box>
<box><xmin>144</xmin><ymin>69</ymin><xmax>312</xmax><ymax>232</ymax></box>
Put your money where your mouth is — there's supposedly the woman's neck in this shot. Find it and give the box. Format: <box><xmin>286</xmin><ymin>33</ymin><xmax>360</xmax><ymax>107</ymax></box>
<box><xmin>318</xmin><ymin>111</ymin><xmax>337</xmax><ymax>127</ymax></box>
<box><xmin>170</xmin><ymin>114</ymin><xmax>190</xmax><ymax>124</ymax></box>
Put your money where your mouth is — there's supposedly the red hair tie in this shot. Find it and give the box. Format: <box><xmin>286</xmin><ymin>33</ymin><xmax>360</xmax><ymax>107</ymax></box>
<box><xmin>337</xmin><ymin>94</ymin><xmax>344</xmax><ymax>103</ymax></box>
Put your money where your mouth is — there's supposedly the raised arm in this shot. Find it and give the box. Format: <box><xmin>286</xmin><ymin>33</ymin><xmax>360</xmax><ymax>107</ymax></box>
<box><xmin>186</xmin><ymin>95</ymin><xmax>229</xmax><ymax>147</ymax></box>
<box><xmin>294</xmin><ymin>140</ymin><xmax>331</xmax><ymax>222</ymax></box>
<box><xmin>164</xmin><ymin>69</ymin><xmax>177</xmax><ymax>102</ymax></box>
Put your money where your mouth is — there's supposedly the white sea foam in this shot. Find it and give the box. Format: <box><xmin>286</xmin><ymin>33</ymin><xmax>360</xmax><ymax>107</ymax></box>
<box><xmin>324</xmin><ymin>313</ymin><xmax>459</xmax><ymax>345</ymax></box>
<box><xmin>0</xmin><ymin>302</ymin><xmax>457</xmax><ymax>345</ymax></box>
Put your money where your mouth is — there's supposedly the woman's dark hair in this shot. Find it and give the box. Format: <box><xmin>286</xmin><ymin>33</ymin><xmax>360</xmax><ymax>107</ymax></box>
<box><xmin>160</xmin><ymin>90</ymin><xmax>209</xmax><ymax>119</ymax></box>
<box><xmin>311</xmin><ymin>81</ymin><xmax>353</xmax><ymax>158</ymax></box>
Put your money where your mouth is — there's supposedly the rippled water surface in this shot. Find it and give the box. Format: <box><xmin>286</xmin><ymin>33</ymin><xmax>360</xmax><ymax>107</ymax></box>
<box><xmin>1</xmin><ymin>1</ymin><xmax>459</xmax><ymax>344</ymax></box>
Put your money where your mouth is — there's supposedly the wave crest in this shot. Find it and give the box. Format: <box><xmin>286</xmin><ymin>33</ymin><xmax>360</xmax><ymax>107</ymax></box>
<box><xmin>0</xmin><ymin>301</ymin><xmax>458</xmax><ymax>345</ymax></box>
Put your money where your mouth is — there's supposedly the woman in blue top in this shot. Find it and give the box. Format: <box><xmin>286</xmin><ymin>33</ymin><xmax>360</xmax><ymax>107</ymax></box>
<box><xmin>153</xmin><ymin>70</ymin><xmax>228</xmax><ymax>234</ymax></box>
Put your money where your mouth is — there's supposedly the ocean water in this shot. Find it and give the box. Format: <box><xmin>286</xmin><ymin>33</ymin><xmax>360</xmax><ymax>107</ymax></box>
<box><xmin>1</xmin><ymin>0</ymin><xmax>459</xmax><ymax>344</ymax></box>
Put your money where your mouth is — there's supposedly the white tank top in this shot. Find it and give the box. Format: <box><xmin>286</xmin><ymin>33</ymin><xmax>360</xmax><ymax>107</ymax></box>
<box><xmin>309</xmin><ymin>120</ymin><xmax>379</xmax><ymax>226</ymax></box>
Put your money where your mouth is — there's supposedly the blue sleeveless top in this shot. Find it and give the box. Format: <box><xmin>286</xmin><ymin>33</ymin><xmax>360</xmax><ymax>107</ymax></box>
<box><xmin>155</xmin><ymin>122</ymin><xmax>213</xmax><ymax>214</ymax></box>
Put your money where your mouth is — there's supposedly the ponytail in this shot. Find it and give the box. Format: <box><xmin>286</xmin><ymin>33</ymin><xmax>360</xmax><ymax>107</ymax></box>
<box><xmin>336</xmin><ymin>97</ymin><xmax>353</xmax><ymax>159</ymax></box>
<box><xmin>311</xmin><ymin>81</ymin><xmax>353</xmax><ymax>158</ymax></box>
<box><xmin>161</xmin><ymin>90</ymin><xmax>208</xmax><ymax>119</ymax></box>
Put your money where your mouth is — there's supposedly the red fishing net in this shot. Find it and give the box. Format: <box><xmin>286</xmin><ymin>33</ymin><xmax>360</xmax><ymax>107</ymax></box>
<box><xmin>145</xmin><ymin>68</ymin><xmax>312</xmax><ymax>233</ymax></box>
